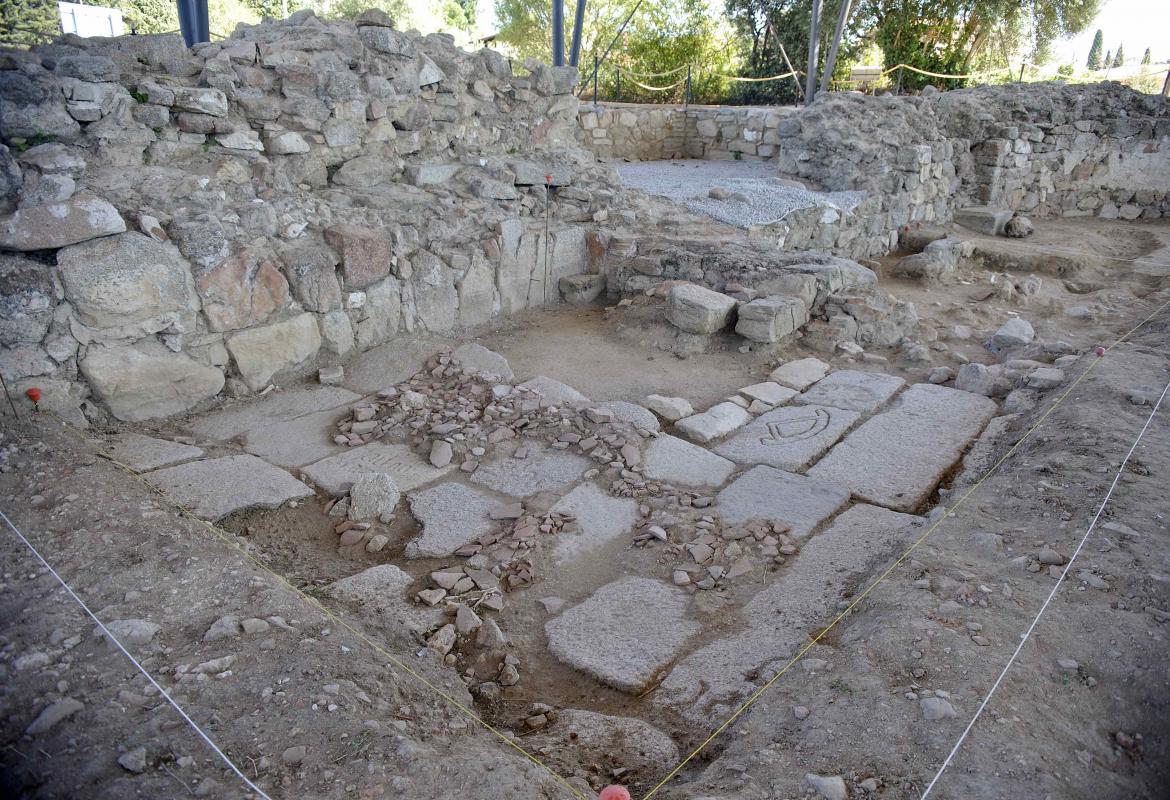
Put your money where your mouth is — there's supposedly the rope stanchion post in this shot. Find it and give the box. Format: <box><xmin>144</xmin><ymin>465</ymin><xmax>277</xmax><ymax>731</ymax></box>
<box><xmin>593</xmin><ymin>56</ymin><xmax>599</xmax><ymax>104</ymax></box>
<box><xmin>685</xmin><ymin>63</ymin><xmax>692</xmax><ymax>106</ymax></box>
<box><xmin>616</xmin><ymin>67</ymin><xmax>621</xmax><ymax>101</ymax></box>
<box><xmin>895</xmin><ymin>65</ymin><xmax>903</xmax><ymax>95</ymax></box>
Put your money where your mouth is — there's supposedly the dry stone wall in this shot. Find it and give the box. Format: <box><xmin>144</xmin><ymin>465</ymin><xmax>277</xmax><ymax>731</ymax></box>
<box><xmin>0</xmin><ymin>11</ymin><xmax>632</xmax><ymax>422</ymax></box>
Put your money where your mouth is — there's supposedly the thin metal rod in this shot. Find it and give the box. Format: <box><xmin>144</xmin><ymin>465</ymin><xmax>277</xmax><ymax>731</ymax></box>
<box><xmin>819</xmin><ymin>0</ymin><xmax>852</xmax><ymax>94</ymax></box>
<box><xmin>0</xmin><ymin>372</ymin><xmax>18</xmax><ymax>418</ymax></box>
<box><xmin>552</xmin><ymin>0</ymin><xmax>565</xmax><ymax>66</ymax></box>
<box><xmin>593</xmin><ymin>55</ymin><xmax>598</xmax><ymax>103</ymax></box>
<box><xmin>776</xmin><ymin>38</ymin><xmax>803</xmax><ymax>101</ymax></box>
<box><xmin>804</xmin><ymin>0</ymin><xmax>822</xmax><ymax>105</ymax></box>
<box><xmin>569</xmin><ymin>0</ymin><xmax>586</xmax><ymax>67</ymax></box>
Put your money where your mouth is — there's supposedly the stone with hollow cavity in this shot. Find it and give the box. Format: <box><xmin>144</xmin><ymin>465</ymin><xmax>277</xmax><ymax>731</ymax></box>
<box><xmin>546</xmin><ymin>577</ymin><xmax>701</xmax><ymax>692</ymax></box>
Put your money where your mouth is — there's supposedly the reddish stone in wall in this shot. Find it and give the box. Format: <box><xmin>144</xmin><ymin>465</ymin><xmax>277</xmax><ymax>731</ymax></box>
<box><xmin>195</xmin><ymin>247</ymin><xmax>290</xmax><ymax>332</ymax></box>
<box><xmin>324</xmin><ymin>224</ymin><xmax>392</xmax><ymax>290</ymax></box>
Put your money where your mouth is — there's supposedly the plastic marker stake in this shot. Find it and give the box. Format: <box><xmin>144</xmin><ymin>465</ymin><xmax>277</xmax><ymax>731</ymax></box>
<box><xmin>598</xmin><ymin>786</ymin><xmax>631</xmax><ymax>800</ymax></box>
<box><xmin>1094</xmin><ymin>346</ymin><xmax>1106</xmax><ymax>357</ymax></box>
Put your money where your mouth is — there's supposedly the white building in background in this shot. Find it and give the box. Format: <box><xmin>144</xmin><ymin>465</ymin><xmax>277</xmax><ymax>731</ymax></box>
<box><xmin>58</xmin><ymin>2</ymin><xmax>124</xmax><ymax>37</ymax></box>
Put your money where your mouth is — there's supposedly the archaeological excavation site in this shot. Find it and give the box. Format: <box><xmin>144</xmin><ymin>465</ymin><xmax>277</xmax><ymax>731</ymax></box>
<box><xmin>1</xmin><ymin>8</ymin><xmax>1169</xmax><ymax>800</ymax></box>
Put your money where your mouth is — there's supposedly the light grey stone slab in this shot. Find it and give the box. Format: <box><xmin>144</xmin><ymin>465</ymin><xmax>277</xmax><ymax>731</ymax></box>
<box><xmin>665</xmin><ymin>284</ymin><xmax>737</xmax><ymax>334</ymax></box>
<box><xmin>471</xmin><ymin>444</ymin><xmax>589</xmax><ymax>497</ymax></box>
<box><xmin>807</xmin><ymin>383</ymin><xmax>997</xmax><ymax>512</ymax></box>
<box><xmin>675</xmin><ymin>401</ymin><xmax>752</xmax><ymax>443</ymax></box>
<box><xmin>242</xmin><ymin>406</ymin><xmax>349</xmax><ymax>468</ymax></box>
<box><xmin>793</xmin><ymin>369</ymin><xmax>905</xmax><ymax>414</ymax></box>
<box><xmin>517</xmin><ymin>375</ymin><xmax>589</xmax><ymax>405</ymax></box>
<box><xmin>767</xmin><ymin>357</ymin><xmax>833</xmax><ymax>392</ymax></box>
<box><xmin>768</xmin><ymin>357</ymin><xmax>830</xmax><ymax>391</ymax></box>
<box><xmin>301</xmin><ymin>441</ymin><xmax>454</xmax><ymax>496</ymax></box>
<box><xmin>144</xmin><ymin>454</ymin><xmax>313</xmax><ymax>521</ymax></box>
<box><xmin>106</xmin><ymin>433</ymin><xmax>203</xmax><ymax>471</ymax></box>
<box><xmin>406</xmin><ymin>482</ymin><xmax>503</xmax><ymax>558</ymax></box>
<box><xmin>712</xmin><ymin>404</ymin><xmax>859</xmax><ymax>472</ymax></box>
<box><xmin>715</xmin><ymin>465</ymin><xmax>850</xmax><ymax>539</ymax></box>
<box><xmin>597</xmin><ymin>400</ymin><xmax>660</xmax><ymax>432</ymax></box>
<box><xmin>326</xmin><ymin>564</ymin><xmax>442</xmax><ymax>634</ymax></box>
<box><xmin>738</xmin><ymin>381</ymin><xmax>797</xmax><ymax>407</ymax></box>
<box><xmin>656</xmin><ymin>504</ymin><xmax>922</xmax><ymax>721</ymax></box>
<box><xmin>525</xmin><ymin>710</ymin><xmax>678</xmax><ymax>776</ymax></box>
<box><xmin>550</xmin><ymin>482</ymin><xmax>640</xmax><ymax>565</ymax></box>
<box><xmin>643</xmin><ymin>394</ymin><xmax>693</xmax><ymax>422</ymax></box>
<box><xmin>188</xmin><ymin>386</ymin><xmax>360</xmax><ymax>442</ymax></box>
<box><xmin>451</xmin><ymin>342</ymin><xmax>513</xmax><ymax>381</ymax></box>
<box><xmin>642</xmin><ymin>434</ymin><xmax>736</xmax><ymax>488</ymax></box>
<box><xmin>546</xmin><ymin>577</ymin><xmax>700</xmax><ymax>692</ymax></box>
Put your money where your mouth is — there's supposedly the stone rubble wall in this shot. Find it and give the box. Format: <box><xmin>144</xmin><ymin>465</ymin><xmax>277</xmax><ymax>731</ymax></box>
<box><xmin>0</xmin><ymin>11</ymin><xmax>633</xmax><ymax>422</ymax></box>
<box><xmin>580</xmin><ymin>83</ymin><xmax>1170</xmax><ymax>257</ymax></box>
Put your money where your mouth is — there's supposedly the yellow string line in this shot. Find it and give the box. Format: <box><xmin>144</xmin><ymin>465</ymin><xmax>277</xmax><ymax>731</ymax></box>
<box><xmin>725</xmin><ymin>70</ymin><xmax>799</xmax><ymax>82</ymax></box>
<box><xmin>43</xmin><ymin>416</ymin><xmax>589</xmax><ymax>800</ymax></box>
<box><xmin>617</xmin><ymin>63</ymin><xmax>690</xmax><ymax>79</ymax></box>
<box><xmin>641</xmin><ymin>297</ymin><xmax>1170</xmax><ymax>800</ymax></box>
<box><xmin>881</xmin><ymin>62</ymin><xmax>1010</xmax><ymax>80</ymax></box>
<box><xmin>625</xmin><ymin>76</ymin><xmax>688</xmax><ymax>92</ymax></box>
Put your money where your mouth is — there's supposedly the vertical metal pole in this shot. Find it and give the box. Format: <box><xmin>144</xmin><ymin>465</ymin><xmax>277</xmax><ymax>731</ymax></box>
<box><xmin>685</xmin><ymin>63</ymin><xmax>692</xmax><ymax>106</ymax></box>
<box><xmin>1018</xmin><ymin>62</ymin><xmax>1025</xmax><ymax>82</ymax></box>
<box><xmin>593</xmin><ymin>56</ymin><xmax>598</xmax><ymax>103</ymax></box>
<box><xmin>569</xmin><ymin>0</ymin><xmax>586</xmax><ymax>68</ymax></box>
<box><xmin>895</xmin><ymin>66</ymin><xmax>903</xmax><ymax>95</ymax></box>
<box><xmin>551</xmin><ymin>0</ymin><xmax>564</xmax><ymax>66</ymax></box>
<box><xmin>819</xmin><ymin>0</ymin><xmax>852</xmax><ymax>95</ymax></box>
<box><xmin>1162</xmin><ymin>68</ymin><xmax>1170</xmax><ymax>97</ymax></box>
<box><xmin>616</xmin><ymin>68</ymin><xmax>621</xmax><ymax>101</ymax></box>
<box><xmin>804</xmin><ymin>0</ymin><xmax>822</xmax><ymax>105</ymax></box>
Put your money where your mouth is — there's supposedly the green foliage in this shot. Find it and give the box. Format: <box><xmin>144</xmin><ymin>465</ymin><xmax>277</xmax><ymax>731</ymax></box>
<box><xmin>1141</xmin><ymin>47</ymin><xmax>1151</xmax><ymax>65</ymax></box>
<box><xmin>1103</xmin><ymin>49</ymin><xmax>1111</xmax><ymax>68</ymax></box>
<box><xmin>1056</xmin><ymin>62</ymin><xmax>1074</xmax><ymax>78</ymax></box>
<box><xmin>118</xmin><ymin>0</ymin><xmax>180</xmax><ymax>34</ymax></box>
<box><xmin>1</xmin><ymin>0</ymin><xmax>60</xmax><ymax>46</ymax></box>
<box><xmin>1086</xmin><ymin>28</ymin><xmax>1103</xmax><ymax>69</ymax></box>
<box><xmin>327</xmin><ymin>0</ymin><xmax>408</xmax><ymax>22</ymax></box>
<box><xmin>1111</xmin><ymin>44</ymin><xmax>1123</xmax><ymax>67</ymax></box>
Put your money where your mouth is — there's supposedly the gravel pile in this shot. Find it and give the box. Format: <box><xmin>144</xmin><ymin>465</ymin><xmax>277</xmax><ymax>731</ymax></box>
<box><xmin>616</xmin><ymin>159</ymin><xmax>865</xmax><ymax>228</ymax></box>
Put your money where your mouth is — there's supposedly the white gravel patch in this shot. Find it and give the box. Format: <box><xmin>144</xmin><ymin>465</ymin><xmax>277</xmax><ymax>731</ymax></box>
<box><xmin>616</xmin><ymin>159</ymin><xmax>865</xmax><ymax>229</ymax></box>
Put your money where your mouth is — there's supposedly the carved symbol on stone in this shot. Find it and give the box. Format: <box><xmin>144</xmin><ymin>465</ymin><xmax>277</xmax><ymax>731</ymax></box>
<box><xmin>759</xmin><ymin>408</ymin><xmax>831</xmax><ymax>445</ymax></box>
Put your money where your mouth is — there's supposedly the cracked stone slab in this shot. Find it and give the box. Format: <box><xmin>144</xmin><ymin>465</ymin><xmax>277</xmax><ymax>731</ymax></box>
<box><xmin>675</xmin><ymin>401</ymin><xmax>752</xmax><ymax>443</ymax></box>
<box><xmin>471</xmin><ymin>444</ymin><xmax>589</xmax><ymax>497</ymax></box>
<box><xmin>712</xmin><ymin>404</ymin><xmax>859</xmax><ymax>472</ymax></box>
<box><xmin>144</xmin><ymin>454</ymin><xmax>313</xmax><ymax>521</ymax></box>
<box><xmin>550</xmin><ymin>482</ymin><xmax>640</xmax><ymax>565</ymax></box>
<box><xmin>715</xmin><ymin>464</ymin><xmax>850</xmax><ymax>539</ymax></box>
<box><xmin>242</xmin><ymin>406</ymin><xmax>350</xmax><ymax>468</ymax></box>
<box><xmin>517</xmin><ymin>375</ymin><xmax>589</xmax><ymax>405</ymax></box>
<box><xmin>407</xmin><ymin>482</ymin><xmax>504</xmax><ymax>558</ymax></box>
<box><xmin>326</xmin><ymin>564</ymin><xmax>442</xmax><ymax>635</ymax></box>
<box><xmin>807</xmin><ymin>384</ymin><xmax>997</xmax><ymax>512</ymax></box>
<box><xmin>656</xmin><ymin>504</ymin><xmax>922</xmax><ymax>722</ymax></box>
<box><xmin>546</xmin><ymin>577</ymin><xmax>700</xmax><ymax>692</ymax></box>
<box><xmin>301</xmin><ymin>441</ymin><xmax>454</xmax><ymax>496</ymax></box>
<box><xmin>105</xmin><ymin>433</ymin><xmax>203</xmax><ymax>471</ymax></box>
<box><xmin>768</xmin><ymin>357</ymin><xmax>830</xmax><ymax>391</ymax></box>
<box><xmin>187</xmin><ymin>386</ymin><xmax>360</xmax><ymax>441</ymax></box>
<box><xmin>597</xmin><ymin>400</ymin><xmax>660</xmax><ymax>432</ymax></box>
<box><xmin>642</xmin><ymin>434</ymin><xmax>736</xmax><ymax>489</ymax></box>
<box><xmin>793</xmin><ymin>369</ymin><xmax>905</xmax><ymax>414</ymax></box>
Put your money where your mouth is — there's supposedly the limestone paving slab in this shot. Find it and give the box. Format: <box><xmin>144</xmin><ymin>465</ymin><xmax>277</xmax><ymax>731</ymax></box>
<box><xmin>451</xmin><ymin>342</ymin><xmax>514</xmax><ymax>381</ymax></box>
<box><xmin>793</xmin><ymin>369</ymin><xmax>905</xmax><ymax>414</ymax></box>
<box><xmin>546</xmin><ymin>577</ymin><xmax>701</xmax><ymax>692</ymax></box>
<box><xmin>517</xmin><ymin>375</ymin><xmax>589</xmax><ymax>405</ymax></box>
<box><xmin>656</xmin><ymin>504</ymin><xmax>922</xmax><ymax>721</ymax></box>
<box><xmin>106</xmin><ymin>433</ymin><xmax>203</xmax><ymax>472</ymax></box>
<box><xmin>302</xmin><ymin>441</ymin><xmax>455</xmax><ymax>496</ymax></box>
<box><xmin>326</xmin><ymin>564</ymin><xmax>442</xmax><ymax>634</ymax></box>
<box><xmin>407</xmin><ymin>482</ymin><xmax>504</xmax><ymax>558</ymax></box>
<box><xmin>550</xmin><ymin>482</ymin><xmax>640</xmax><ymax>565</ymax></box>
<box><xmin>642</xmin><ymin>434</ymin><xmax>736</xmax><ymax>488</ymax></box>
<box><xmin>188</xmin><ymin>386</ymin><xmax>360</xmax><ymax>442</ymax></box>
<box><xmin>768</xmin><ymin>357</ymin><xmax>830</xmax><ymax>391</ymax></box>
<box><xmin>597</xmin><ymin>400</ymin><xmax>661</xmax><ymax>432</ymax></box>
<box><xmin>144</xmin><ymin>454</ymin><xmax>313</xmax><ymax>521</ymax></box>
<box><xmin>807</xmin><ymin>383</ymin><xmax>997</xmax><ymax>512</ymax></box>
<box><xmin>715</xmin><ymin>464</ymin><xmax>850</xmax><ymax>539</ymax></box>
<box><xmin>675</xmin><ymin>401</ymin><xmax>752</xmax><ymax>443</ymax></box>
<box><xmin>242</xmin><ymin>406</ymin><xmax>349</xmax><ymax>468</ymax></box>
<box><xmin>713</xmin><ymin>404</ymin><xmax>859</xmax><ymax>472</ymax></box>
<box><xmin>470</xmin><ymin>444</ymin><xmax>590</xmax><ymax>497</ymax></box>
<box><xmin>738</xmin><ymin>381</ymin><xmax>797</xmax><ymax>407</ymax></box>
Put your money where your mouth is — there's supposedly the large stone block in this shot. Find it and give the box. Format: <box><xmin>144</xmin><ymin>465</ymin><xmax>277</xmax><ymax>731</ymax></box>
<box><xmin>81</xmin><ymin>341</ymin><xmax>224</xmax><ymax>422</ymax></box>
<box><xmin>57</xmin><ymin>232</ymin><xmax>198</xmax><ymax>338</ymax></box>
<box><xmin>546</xmin><ymin>577</ymin><xmax>700</xmax><ymax>692</ymax></box>
<box><xmin>324</xmin><ymin>224</ymin><xmax>391</xmax><ymax>290</ymax></box>
<box><xmin>471</xmin><ymin>443</ymin><xmax>589</xmax><ymax>497</ymax></box>
<box><xmin>674</xmin><ymin>401</ymin><xmax>751</xmax><ymax>443</ymax></box>
<box><xmin>954</xmin><ymin>205</ymin><xmax>1013</xmax><ymax>235</ymax></box>
<box><xmin>278</xmin><ymin>242</ymin><xmax>342</xmax><ymax>312</ymax></box>
<box><xmin>734</xmin><ymin>295</ymin><xmax>809</xmax><ymax>342</ymax></box>
<box><xmin>301</xmin><ymin>441</ymin><xmax>454</xmax><ymax>496</ymax></box>
<box><xmin>195</xmin><ymin>247</ymin><xmax>290</xmax><ymax>332</ymax></box>
<box><xmin>642</xmin><ymin>434</ymin><xmax>736</xmax><ymax>488</ymax></box>
<box><xmin>144</xmin><ymin>454</ymin><xmax>313</xmax><ymax>521</ymax></box>
<box><xmin>226</xmin><ymin>313</ymin><xmax>321</xmax><ymax>391</ymax></box>
<box><xmin>407</xmin><ymin>482</ymin><xmax>501</xmax><ymax>558</ymax></box>
<box><xmin>793</xmin><ymin>369</ymin><xmax>905</xmax><ymax>414</ymax></box>
<box><xmin>0</xmin><ymin>193</ymin><xmax>125</xmax><ymax>251</ymax></box>
<box><xmin>550</xmin><ymin>482</ymin><xmax>640</xmax><ymax>564</ymax></box>
<box><xmin>665</xmin><ymin>284</ymin><xmax>737</xmax><ymax>334</ymax></box>
<box><xmin>0</xmin><ymin>254</ymin><xmax>54</xmax><ymax>346</ymax></box>
<box><xmin>715</xmin><ymin>464</ymin><xmax>850</xmax><ymax>538</ymax></box>
<box><xmin>355</xmin><ymin>276</ymin><xmax>401</xmax><ymax>349</ymax></box>
<box><xmin>713</xmin><ymin>404</ymin><xmax>859</xmax><ymax>472</ymax></box>
<box><xmin>410</xmin><ymin>250</ymin><xmax>457</xmax><ymax>334</ymax></box>
<box><xmin>807</xmin><ymin>384</ymin><xmax>997</xmax><ymax>512</ymax></box>
<box><xmin>768</xmin><ymin>357</ymin><xmax>830</xmax><ymax>391</ymax></box>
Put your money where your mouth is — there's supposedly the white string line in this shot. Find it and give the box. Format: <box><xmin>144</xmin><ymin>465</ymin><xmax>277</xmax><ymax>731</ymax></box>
<box><xmin>0</xmin><ymin>507</ymin><xmax>274</xmax><ymax>800</ymax></box>
<box><xmin>920</xmin><ymin>374</ymin><xmax>1170</xmax><ymax>800</ymax></box>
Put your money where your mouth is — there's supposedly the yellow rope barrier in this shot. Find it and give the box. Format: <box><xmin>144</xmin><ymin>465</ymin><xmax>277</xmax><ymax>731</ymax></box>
<box><xmin>640</xmin><ymin>297</ymin><xmax>1170</xmax><ymax>800</ymax></box>
<box><xmin>880</xmin><ymin>62</ymin><xmax>1011</xmax><ymax>80</ymax></box>
<box><xmin>725</xmin><ymin>70</ymin><xmax>800</xmax><ymax>82</ymax></box>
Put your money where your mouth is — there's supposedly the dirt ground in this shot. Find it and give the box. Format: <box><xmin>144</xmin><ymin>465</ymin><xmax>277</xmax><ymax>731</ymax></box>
<box><xmin>1</xmin><ymin>217</ymin><xmax>1168</xmax><ymax>800</ymax></box>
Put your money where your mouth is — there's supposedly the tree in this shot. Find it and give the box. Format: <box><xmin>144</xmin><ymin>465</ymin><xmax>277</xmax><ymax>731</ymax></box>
<box><xmin>1086</xmin><ymin>28</ymin><xmax>1103</xmax><ymax>69</ymax></box>
<box><xmin>1141</xmin><ymin>47</ymin><xmax>1151</xmax><ymax>65</ymax></box>
<box><xmin>1112</xmin><ymin>44</ymin><xmax>1124</xmax><ymax>67</ymax></box>
<box><xmin>864</xmin><ymin>0</ymin><xmax>1101</xmax><ymax>91</ymax></box>
<box><xmin>0</xmin><ymin>0</ymin><xmax>60</xmax><ymax>46</ymax></box>
<box><xmin>1104</xmin><ymin>48</ymin><xmax>1111</xmax><ymax>68</ymax></box>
